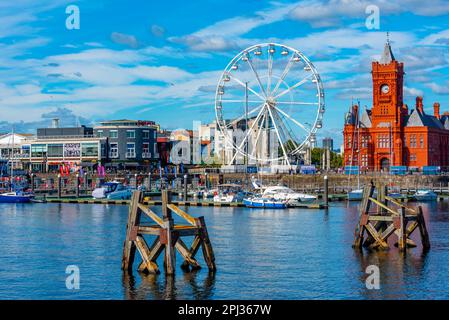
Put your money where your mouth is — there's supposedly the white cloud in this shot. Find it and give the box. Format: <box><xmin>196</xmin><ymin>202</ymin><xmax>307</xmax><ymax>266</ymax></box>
<box><xmin>111</xmin><ymin>32</ymin><xmax>139</xmax><ymax>48</ymax></box>
<box><xmin>289</xmin><ymin>0</ymin><xmax>449</xmax><ymax>27</ymax></box>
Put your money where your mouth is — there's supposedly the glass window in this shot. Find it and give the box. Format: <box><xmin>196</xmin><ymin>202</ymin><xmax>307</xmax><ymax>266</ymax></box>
<box><xmin>31</xmin><ymin>144</ymin><xmax>47</xmax><ymax>158</ymax></box>
<box><xmin>47</xmin><ymin>144</ymin><xmax>64</xmax><ymax>157</ymax></box>
<box><xmin>126</xmin><ymin>130</ymin><xmax>135</xmax><ymax>139</ymax></box>
<box><xmin>109</xmin><ymin>143</ymin><xmax>118</xmax><ymax>158</ymax></box>
<box><xmin>110</xmin><ymin>130</ymin><xmax>118</xmax><ymax>138</ymax></box>
<box><xmin>97</xmin><ymin>130</ymin><xmax>104</xmax><ymax>138</ymax></box>
<box><xmin>126</xmin><ymin>143</ymin><xmax>135</xmax><ymax>158</ymax></box>
<box><xmin>143</xmin><ymin>130</ymin><xmax>150</xmax><ymax>139</ymax></box>
<box><xmin>81</xmin><ymin>143</ymin><xmax>98</xmax><ymax>157</ymax></box>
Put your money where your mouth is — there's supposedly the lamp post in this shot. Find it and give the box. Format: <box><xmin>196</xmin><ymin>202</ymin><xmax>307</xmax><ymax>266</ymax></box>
<box><xmin>184</xmin><ymin>174</ymin><xmax>188</xmax><ymax>200</ymax></box>
<box><xmin>76</xmin><ymin>173</ymin><xmax>80</xmax><ymax>198</ymax></box>
<box><xmin>57</xmin><ymin>173</ymin><xmax>62</xmax><ymax>199</ymax></box>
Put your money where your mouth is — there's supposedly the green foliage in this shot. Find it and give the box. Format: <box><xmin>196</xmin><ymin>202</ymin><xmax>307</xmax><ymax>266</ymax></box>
<box><xmin>311</xmin><ymin>147</ymin><xmax>343</xmax><ymax>169</ymax></box>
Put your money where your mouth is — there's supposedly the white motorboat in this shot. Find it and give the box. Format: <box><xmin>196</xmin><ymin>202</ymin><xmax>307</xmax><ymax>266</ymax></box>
<box><xmin>243</xmin><ymin>196</ymin><xmax>287</xmax><ymax>209</ymax></box>
<box><xmin>348</xmin><ymin>189</ymin><xmax>364</xmax><ymax>201</ymax></box>
<box><xmin>92</xmin><ymin>181</ymin><xmax>132</xmax><ymax>200</ymax></box>
<box><xmin>212</xmin><ymin>184</ymin><xmax>246</xmax><ymax>203</ymax></box>
<box><xmin>413</xmin><ymin>189</ymin><xmax>437</xmax><ymax>201</ymax></box>
<box><xmin>261</xmin><ymin>185</ymin><xmax>317</xmax><ymax>204</ymax></box>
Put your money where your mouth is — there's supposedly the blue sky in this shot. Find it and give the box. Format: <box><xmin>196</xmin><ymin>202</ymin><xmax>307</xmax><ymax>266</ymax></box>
<box><xmin>1</xmin><ymin>0</ymin><xmax>449</xmax><ymax>147</ymax></box>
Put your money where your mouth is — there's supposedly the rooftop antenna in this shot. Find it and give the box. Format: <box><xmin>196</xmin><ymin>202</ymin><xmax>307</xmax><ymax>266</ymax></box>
<box><xmin>386</xmin><ymin>31</ymin><xmax>390</xmax><ymax>44</ymax></box>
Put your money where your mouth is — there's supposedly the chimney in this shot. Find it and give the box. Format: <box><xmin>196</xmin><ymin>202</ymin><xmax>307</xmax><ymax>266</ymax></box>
<box><xmin>52</xmin><ymin>118</ymin><xmax>60</xmax><ymax>128</ymax></box>
<box><xmin>434</xmin><ymin>102</ymin><xmax>440</xmax><ymax>119</ymax></box>
<box><xmin>416</xmin><ymin>96</ymin><xmax>424</xmax><ymax>114</ymax></box>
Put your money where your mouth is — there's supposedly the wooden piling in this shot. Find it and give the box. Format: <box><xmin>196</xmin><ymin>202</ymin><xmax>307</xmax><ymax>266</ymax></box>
<box><xmin>122</xmin><ymin>189</ymin><xmax>216</xmax><ymax>275</ymax></box>
<box><xmin>353</xmin><ymin>181</ymin><xmax>430</xmax><ymax>252</ymax></box>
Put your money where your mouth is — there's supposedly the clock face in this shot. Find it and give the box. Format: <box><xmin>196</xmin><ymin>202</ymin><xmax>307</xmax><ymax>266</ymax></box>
<box><xmin>381</xmin><ymin>84</ymin><xmax>390</xmax><ymax>94</ymax></box>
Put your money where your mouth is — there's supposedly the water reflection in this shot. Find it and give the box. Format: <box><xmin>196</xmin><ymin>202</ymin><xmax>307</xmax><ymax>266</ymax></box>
<box><xmin>354</xmin><ymin>248</ymin><xmax>429</xmax><ymax>299</ymax></box>
<box><xmin>122</xmin><ymin>271</ymin><xmax>216</xmax><ymax>300</ymax></box>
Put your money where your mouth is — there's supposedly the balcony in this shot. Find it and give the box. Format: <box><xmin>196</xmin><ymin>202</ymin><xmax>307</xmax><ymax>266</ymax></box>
<box><xmin>125</xmin><ymin>152</ymin><xmax>136</xmax><ymax>158</ymax></box>
<box><xmin>142</xmin><ymin>152</ymin><xmax>152</xmax><ymax>159</ymax></box>
<box><xmin>109</xmin><ymin>152</ymin><xmax>119</xmax><ymax>159</ymax></box>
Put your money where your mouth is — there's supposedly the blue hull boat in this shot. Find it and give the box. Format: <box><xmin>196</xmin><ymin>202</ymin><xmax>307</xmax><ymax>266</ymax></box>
<box><xmin>243</xmin><ymin>197</ymin><xmax>287</xmax><ymax>209</ymax></box>
<box><xmin>0</xmin><ymin>192</ymin><xmax>33</xmax><ymax>203</ymax></box>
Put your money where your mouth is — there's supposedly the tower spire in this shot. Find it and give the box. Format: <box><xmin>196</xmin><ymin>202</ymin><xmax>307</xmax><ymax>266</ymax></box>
<box><xmin>380</xmin><ymin>32</ymin><xmax>395</xmax><ymax>64</ymax></box>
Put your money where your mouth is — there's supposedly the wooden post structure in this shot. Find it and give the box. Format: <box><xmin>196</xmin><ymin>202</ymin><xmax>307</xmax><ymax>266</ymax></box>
<box><xmin>353</xmin><ymin>181</ymin><xmax>430</xmax><ymax>251</ymax></box>
<box><xmin>122</xmin><ymin>190</ymin><xmax>216</xmax><ymax>275</ymax></box>
<box><xmin>323</xmin><ymin>175</ymin><xmax>328</xmax><ymax>207</ymax></box>
<box><xmin>147</xmin><ymin>172</ymin><xmax>152</xmax><ymax>191</ymax></box>
<box><xmin>31</xmin><ymin>173</ymin><xmax>35</xmax><ymax>192</ymax></box>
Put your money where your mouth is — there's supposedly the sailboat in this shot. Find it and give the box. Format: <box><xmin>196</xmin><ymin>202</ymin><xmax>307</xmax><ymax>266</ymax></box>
<box><xmin>0</xmin><ymin>129</ymin><xmax>34</xmax><ymax>203</ymax></box>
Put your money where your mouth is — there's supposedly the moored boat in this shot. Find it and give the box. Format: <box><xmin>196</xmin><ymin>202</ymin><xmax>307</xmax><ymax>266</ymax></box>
<box><xmin>413</xmin><ymin>189</ymin><xmax>437</xmax><ymax>201</ymax></box>
<box><xmin>0</xmin><ymin>190</ymin><xmax>33</xmax><ymax>203</ymax></box>
<box><xmin>243</xmin><ymin>196</ymin><xmax>287</xmax><ymax>209</ymax></box>
<box><xmin>92</xmin><ymin>181</ymin><xmax>132</xmax><ymax>200</ymax></box>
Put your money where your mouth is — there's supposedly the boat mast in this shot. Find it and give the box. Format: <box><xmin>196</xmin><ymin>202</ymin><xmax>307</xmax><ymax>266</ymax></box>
<box><xmin>10</xmin><ymin>127</ymin><xmax>14</xmax><ymax>191</ymax></box>
<box><xmin>357</xmin><ymin>100</ymin><xmax>361</xmax><ymax>189</ymax></box>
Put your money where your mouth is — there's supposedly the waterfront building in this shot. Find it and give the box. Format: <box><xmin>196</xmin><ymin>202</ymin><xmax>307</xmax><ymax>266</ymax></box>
<box><xmin>0</xmin><ymin>133</ymin><xmax>34</xmax><ymax>170</ymax></box>
<box><xmin>93</xmin><ymin>119</ymin><xmax>158</xmax><ymax>170</ymax></box>
<box><xmin>343</xmin><ymin>39</ymin><xmax>449</xmax><ymax>171</ymax></box>
<box><xmin>22</xmin><ymin>123</ymin><xmax>107</xmax><ymax>173</ymax></box>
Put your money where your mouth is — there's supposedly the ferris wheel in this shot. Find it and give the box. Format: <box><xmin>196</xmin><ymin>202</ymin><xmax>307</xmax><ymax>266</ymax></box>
<box><xmin>215</xmin><ymin>43</ymin><xmax>325</xmax><ymax>165</ymax></box>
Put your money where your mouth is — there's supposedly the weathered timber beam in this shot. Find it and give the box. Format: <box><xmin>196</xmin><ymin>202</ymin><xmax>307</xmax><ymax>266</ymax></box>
<box><xmin>167</xmin><ymin>204</ymin><xmax>196</xmax><ymax>226</ymax></box>
<box><xmin>137</xmin><ymin>203</ymin><xmax>164</xmax><ymax>227</ymax></box>
<box><xmin>175</xmin><ymin>238</ymin><xmax>201</xmax><ymax>270</ymax></box>
<box><xmin>135</xmin><ymin>235</ymin><xmax>160</xmax><ymax>274</ymax></box>
<box><xmin>368</xmin><ymin>197</ymin><xmax>398</xmax><ymax>216</ymax></box>
<box><xmin>365</xmin><ymin>223</ymin><xmax>389</xmax><ymax>249</ymax></box>
<box><xmin>368</xmin><ymin>215</ymin><xmax>394</xmax><ymax>222</ymax></box>
<box><xmin>180</xmin><ymin>236</ymin><xmax>202</xmax><ymax>270</ymax></box>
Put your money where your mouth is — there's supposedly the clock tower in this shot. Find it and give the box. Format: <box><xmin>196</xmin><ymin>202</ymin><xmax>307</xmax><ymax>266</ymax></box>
<box><xmin>371</xmin><ymin>38</ymin><xmax>405</xmax><ymax>128</ymax></box>
<box><xmin>370</xmin><ymin>37</ymin><xmax>406</xmax><ymax>167</ymax></box>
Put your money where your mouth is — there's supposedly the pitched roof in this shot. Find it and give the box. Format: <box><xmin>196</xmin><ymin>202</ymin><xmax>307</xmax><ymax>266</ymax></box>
<box><xmin>380</xmin><ymin>41</ymin><xmax>395</xmax><ymax>64</ymax></box>
<box><xmin>359</xmin><ymin>108</ymin><xmax>372</xmax><ymax>128</ymax></box>
<box><xmin>405</xmin><ymin>109</ymin><xmax>445</xmax><ymax>129</ymax></box>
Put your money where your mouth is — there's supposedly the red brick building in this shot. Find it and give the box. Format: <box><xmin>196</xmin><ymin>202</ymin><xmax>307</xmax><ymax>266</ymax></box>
<box><xmin>343</xmin><ymin>39</ymin><xmax>449</xmax><ymax>171</ymax></box>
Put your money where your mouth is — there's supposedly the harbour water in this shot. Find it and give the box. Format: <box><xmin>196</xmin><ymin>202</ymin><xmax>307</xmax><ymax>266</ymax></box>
<box><xmin>0</xmin><ymin>201</ymin><xmax>448</xmax><ymax>299</ymax></box>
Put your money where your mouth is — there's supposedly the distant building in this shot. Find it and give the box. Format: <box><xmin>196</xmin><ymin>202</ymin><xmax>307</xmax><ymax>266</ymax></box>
<box><xmin>94</xmin><ymin>119</ymin><xmax>158</xmax><ymax>170</ymax></box>
<box><xmin>322</xmin><ymin>137</ymin><xmax>334</xmax><ymax>151</ymax></box>
<box><xmin>343</xmin><ymin>38</ymin><xmax>449</xmax><ymax>171</ymax></box>
<box><xmin>0</xmin><ymin>133</ymin><xmax>34</xmax><ymax>170</ymax></box>
<box><xmin>16</xmin><ymin>127</ymin><xmax>107</xmax><ymax>173</ymax></box>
